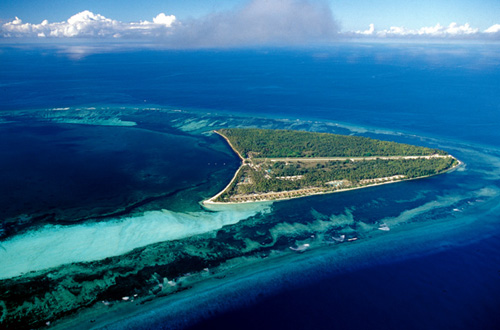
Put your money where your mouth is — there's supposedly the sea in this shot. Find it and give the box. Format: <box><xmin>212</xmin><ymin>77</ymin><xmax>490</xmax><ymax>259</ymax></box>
<box><xmin>0</xmin><ymin>42</ymin><xmax>500</xmax><ymax>329</ymax></box>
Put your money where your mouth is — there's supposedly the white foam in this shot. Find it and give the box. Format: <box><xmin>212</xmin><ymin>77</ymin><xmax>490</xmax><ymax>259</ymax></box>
<box><xmin>0</xmin><ymin>204</ymin><xmax>270</xmax><ymax>279</ymax></box>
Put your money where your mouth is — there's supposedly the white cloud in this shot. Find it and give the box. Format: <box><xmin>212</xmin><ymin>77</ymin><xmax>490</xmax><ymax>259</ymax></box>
<box><xmin>355</xmin><ymin>23</ymin><xmax>375</xmax><ymax>36</ymax></box>
<box><xmin>0</xmin><ymin>0</ymin><xmax>339</xmax><ymax>46</ymax></box>
<box><xmin>348</xmin><ymin>22</ymin><xmax>500</xmax><ymax>40</ymax></box>
<box><xmin>1</xmin><ymin>2</ymin><xmax>499</xmax><ymax>45</ymax></box>
<box><xmin>1</xmin><ymin>10</ymin><xmax>176</xmax><ymax>38</ymax></box>
<box><xmin>382</xmin><ymin>22</ymin><xmax>479</xmax><ymax>37</ymax></box>
<box><xmin>485</xmin><ymin>24</ymin><xmax>500</xmax><ymax>33</ymax></box>
<box><xmin>152</xmin><ymin>13</ymin><xmax>176</xmax><ymax>26</ymax></box>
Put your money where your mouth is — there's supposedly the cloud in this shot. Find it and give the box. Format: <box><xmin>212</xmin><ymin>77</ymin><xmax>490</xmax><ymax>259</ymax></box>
<box><xmin>484</xmin><ymin>24</ymin><xmax>500</xmax><ymax>34</ymax></box>
<box><xmin>1</xmin><ymin>2</ymin><xmax>499</xmax><ymax>46</ymax></box>
<box><xmin>355</xmin><ymin>23</ymin><xmax>375</xmax><ymax>36</ymax></box>
<box><xmin>0</xmin><ymin>0</ymin><xmax>339</xmax><ymax>47</ymax></box>
<box><xmin>349</xmin><ymin>22</ymin><xmax>500</xmax><ymax>40</ymax></box>
<box><xmin>379</xmin><ymin>22</ymin><xmax>479</xmax><ymax>37</ymax></box>
<box><xmin>1</xmin><ymin>10</ymin><xmax>177</xmax><ymax>38</ymax></box>
<box><xmin>169</xmin><ymin>0</ymin><xmax>339</xmax><ymax>47</ymax></box>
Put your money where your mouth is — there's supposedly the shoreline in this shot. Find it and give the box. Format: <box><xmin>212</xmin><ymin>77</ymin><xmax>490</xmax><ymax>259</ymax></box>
<box><xmin>203</xmin><ymin>130</ymin><xmax>462</xmax><ymax>207</ymax></box>
<box><xmin>213</xmin><ymin>130</ymin><xmax>245</xmax><ymax>161</ymax></box>
<box><xmin>202</xmin><ymin>130</ymin><xmax>246</xmax><ymax>206</ymax></box>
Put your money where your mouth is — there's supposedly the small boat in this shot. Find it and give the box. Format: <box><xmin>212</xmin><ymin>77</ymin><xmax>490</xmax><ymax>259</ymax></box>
<box><xmin>378</xmin><ymin>223</ymin><xmax>390</xmax><ymax>231</ymax></box>
<box><xmin>347</xmin><ymin>237</ymin><xmax>358</xmax><ymax>242</ymax></box>
<box><xmin>289</xmin><ymin>243</ymin><xmax>310</xmax><ymax>252</ymax></box>
<box><xmin>332</xmin><ymin>235</ymin><xmax>345</xmax><ymax>242</ymax></box>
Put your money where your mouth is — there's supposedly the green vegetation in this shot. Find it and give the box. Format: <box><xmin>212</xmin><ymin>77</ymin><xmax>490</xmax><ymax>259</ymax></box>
<box><xmin>218</xmin><ymin>128</ymin><xmax>447</xmax><ymax>158</ymax></box>
<box><xmin>216</xmin><ymin>157</ymin><xmax>457</xmax><ymax>201</ymax></box>
<box><xmin>210</xmin><ymin>128</ymin><xmax>458</xmax><ymax>203</ymax></box>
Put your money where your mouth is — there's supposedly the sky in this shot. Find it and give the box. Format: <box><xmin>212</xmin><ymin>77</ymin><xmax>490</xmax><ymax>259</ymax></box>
<box><xmin>0</xmin><ymin>0</ymin><xmax>499</xmax><ymax>46</ymax></box>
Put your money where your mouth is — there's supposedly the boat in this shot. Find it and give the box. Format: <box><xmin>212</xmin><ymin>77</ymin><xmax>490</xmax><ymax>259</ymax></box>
<box><xmin>289</xmin><ymin>243</ymin><xmax>310</xmax><ymax>252</ymax></box>
<box><xmin>378</xmin><ymin>223</ymin><xmax>390</xmax><ymax>231</ymax></box>
<box><xmin>332</xmin><ymin>234</ymin><xmax>345</xmax><ymax>242</ymax></box>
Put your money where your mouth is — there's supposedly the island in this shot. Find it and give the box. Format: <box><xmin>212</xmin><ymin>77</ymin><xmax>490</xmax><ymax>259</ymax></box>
<box><xmin>204</xmin><ymin>128</ymin><xmax>459</xmax><ymax>205</ymax></box>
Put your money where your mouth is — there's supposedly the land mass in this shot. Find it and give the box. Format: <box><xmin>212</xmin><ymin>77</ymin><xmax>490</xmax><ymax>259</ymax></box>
<box><xmin>204</xmin><ymin>128</ymin><xmax>459</xmax><ymax>204</ymax></box>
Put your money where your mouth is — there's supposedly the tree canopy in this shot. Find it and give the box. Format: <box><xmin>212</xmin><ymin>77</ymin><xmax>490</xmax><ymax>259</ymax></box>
<box><xmin>218</xmin><ymin>128</ymin><xmax>447</xmax><ymax>158</ymax></box>
<box><xmin>210</xmin><ymin>128</ymin><xmax>457</xmax><ymax>203</ymax></box>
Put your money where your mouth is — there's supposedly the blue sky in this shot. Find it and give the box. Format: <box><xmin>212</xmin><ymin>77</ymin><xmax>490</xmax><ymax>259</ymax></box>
<box><xmin>1</xmin><ymin>0</ymin><xmax>499</xmax><ymax>30</ymax></box>
<box><xmin>1</xmin><ymin>0</ymin><xmax>499</xmax><ymax>45</ymax></box>
<box><xmin>333</xmin><ymin>0</ymin><xmax>500</xmax><ymax>31</ymax></box>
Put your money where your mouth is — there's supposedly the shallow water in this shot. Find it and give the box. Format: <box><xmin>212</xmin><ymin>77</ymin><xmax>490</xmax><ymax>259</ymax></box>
<box><xmin>0</xmin><ymin>203</ymin><xmax>271</xmax><ymax>279</ymax></box>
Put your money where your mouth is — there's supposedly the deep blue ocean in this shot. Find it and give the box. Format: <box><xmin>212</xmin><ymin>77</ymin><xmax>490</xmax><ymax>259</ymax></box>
<box><xmin>1</xmin><ymin>43</ymin><xmax>500</xmax><ymax>329</ymax></box>
<box><xmin>2</xmin><ymin>43</ymin><xmax>499</xmax><ymax>145</ymax></box>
